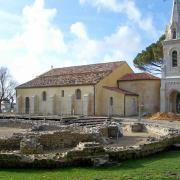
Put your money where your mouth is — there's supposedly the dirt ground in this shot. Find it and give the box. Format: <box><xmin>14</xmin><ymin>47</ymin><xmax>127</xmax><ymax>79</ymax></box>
<box><xmin>149</xmin><ymin>112</ymin><xmax>180</xmax><ymax>121</ymax></box>
<box><xmin>0</xmin><ymin>127</ymin><xmax>28</xmax><ymax>138</ymax></box>
<box><xmin>106</xmin><ymin>132</ymin><xmax>157</xmax><ymax>147</ymax></box>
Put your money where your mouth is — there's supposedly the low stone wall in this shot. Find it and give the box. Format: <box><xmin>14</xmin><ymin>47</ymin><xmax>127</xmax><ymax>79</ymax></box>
<box><xmin>38</xmin><ymin>131</ymin><xmax>101</xmax><ymax>150</ymax></box>
<box><xmin>0</xmin><ymin>134</ymin><xmax>23</xmax><ymax>151</ymax></box>
<box><xmin>121</xmin><ymin>122</ymin><xmax>178</xmax><ymax>136</ymax></box>
<box><xmin>106</xmin><ymin>133</ymin><xmax>180</xmax><ymax>161</ymax></box>
<box><xmin>0</xmin><ymin>119</ymin><xmax>32</xmax><ymax>129</ymax></box>
<box><xmin>144</xmin><ymin>124</ymin><xmax>176</xmax><ymax>136</ymax></box>
<box><xmin>0</xmin><ymin>132</ymin><xmax>179</xmax><ymax>168</ymax></box>
<box><xmin>0</xmin><ymin>120</ymin><xmax>179</xmax><ymax>168</ymax></box>
<box><xmin>99</xmin><ymin>124</ymin><xmax>121</xmax><ymax>138</ymax></box>
<box><xmin>0</xmin><ymin>119</ymin><xmax>62</xmax><ymax>130</ymax></box>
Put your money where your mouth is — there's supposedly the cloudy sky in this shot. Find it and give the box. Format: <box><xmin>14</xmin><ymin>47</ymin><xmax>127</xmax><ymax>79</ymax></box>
<box><xmin>0</xmin><ymin>0</ymin><xmax>172</xmax><ymax>83</ymax></box>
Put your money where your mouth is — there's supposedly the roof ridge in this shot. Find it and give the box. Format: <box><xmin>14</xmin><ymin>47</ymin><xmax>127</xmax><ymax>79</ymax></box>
<box><xmin>51</xmin><ymin>61</ymin><xmax>125</xmax><ymax>70</ymax></box>
<box><xmin>40</xmin><ymin>70</ymin><xmax>112</xmax><ymax>77</ymax></box>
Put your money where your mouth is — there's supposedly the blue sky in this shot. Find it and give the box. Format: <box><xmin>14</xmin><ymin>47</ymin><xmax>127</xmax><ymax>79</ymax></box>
<box><xmin>0</xmin><ymin>0</ymin><xmax>172</xmax><ymax>83</ymax></box>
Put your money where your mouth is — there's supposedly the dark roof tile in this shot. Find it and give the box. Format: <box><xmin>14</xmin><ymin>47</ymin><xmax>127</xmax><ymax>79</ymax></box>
<box><xmin>118</xmin><ymin>73</ymin><xmax>160</xmax><ymax>81</ymax></box>
<box><xmin>17</xmin><ymin>61</ymin><xmax>125</xmax><ymax>89</ymax></box>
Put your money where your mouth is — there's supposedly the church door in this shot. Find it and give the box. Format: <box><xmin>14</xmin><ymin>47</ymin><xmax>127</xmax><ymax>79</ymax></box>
<box><xmin>25</xmin><ymin>97</ymin><xmax>30</xmax><ymax>114</ymax></box>
<box><xmin>176</xmin><ymin>93</ymin><xmax>180</xmax><ymax>114</ymax></box>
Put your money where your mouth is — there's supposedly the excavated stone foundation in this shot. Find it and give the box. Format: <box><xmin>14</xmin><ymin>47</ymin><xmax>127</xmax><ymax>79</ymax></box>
<box><xmin>0</xmin><ymin>118</ymin><xmax>179</xmax><ymax>168</ymax></box>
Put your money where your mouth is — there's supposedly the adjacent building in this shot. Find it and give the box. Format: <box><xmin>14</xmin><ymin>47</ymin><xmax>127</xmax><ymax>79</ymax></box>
<box><xmin>160</xmin><ymin>0</ymin><xmax>180</xmax><ymax>113</ymax></box>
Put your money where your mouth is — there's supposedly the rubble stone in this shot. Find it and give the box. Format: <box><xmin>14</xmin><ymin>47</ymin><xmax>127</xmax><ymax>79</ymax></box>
<box><xmin>131</xmin><ymin>123</ymin><xmax>144</xmax><ymax>132</ymax></box>
<box><xmin>20</xmin><ymin>136</ymin><xmax>43</xmax><ymax>154</ymax></box>
<box><xmin>0</xmin><ymin>118</ymin><xmax>179</xmax><ymax>168</ymax></box>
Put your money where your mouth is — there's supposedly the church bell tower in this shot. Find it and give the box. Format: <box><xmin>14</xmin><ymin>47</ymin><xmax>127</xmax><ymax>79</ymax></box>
<box><xmin>160</xmin><ymin>0</ymin><xmax>180</xmax><ymax>113</ymax></box>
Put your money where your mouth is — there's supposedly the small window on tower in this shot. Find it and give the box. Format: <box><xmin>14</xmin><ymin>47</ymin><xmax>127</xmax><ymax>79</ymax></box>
<box><xmin>173</xmin><ymin>30</ymin><xmax>176</xmax><ymax>39</ymax></box>
<box><xmin>172</xmin><ymin>50</ymin><xmax>178</xmax><ymax>67</ymax></box>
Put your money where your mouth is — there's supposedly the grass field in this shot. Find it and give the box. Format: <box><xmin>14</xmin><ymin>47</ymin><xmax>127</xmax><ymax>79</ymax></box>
<box><xmin>0</xmin><ymin>150</ymin><xmax>179</xmax><ymax>180</ymax></box>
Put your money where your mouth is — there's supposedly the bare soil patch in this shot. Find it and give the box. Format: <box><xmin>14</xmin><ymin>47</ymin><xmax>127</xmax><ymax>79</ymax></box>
<box><xmin>0</xmin><ymin>127</ymin><xmax>28</xmax><ymax>138</ymax></box>
<box><xmin>106</xmin><ymin>132</ymin><xmax>156</xmax><ymax>147</ymax></box>
<box><xmin>149</xmin><ymin>112</ymin><xmax>180</xmax><ymax>121</ymax></box>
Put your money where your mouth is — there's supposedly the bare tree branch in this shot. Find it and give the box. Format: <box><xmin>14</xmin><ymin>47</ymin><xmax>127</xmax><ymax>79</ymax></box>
<box><xmin>0</xmin><ymin>67</ymin><xmax>18</xmax><ymax>113</ymax></box>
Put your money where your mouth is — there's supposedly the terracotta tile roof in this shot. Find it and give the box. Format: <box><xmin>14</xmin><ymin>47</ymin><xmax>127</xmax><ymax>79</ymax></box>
<box><xmin>103</xmin><ymin>86</ymin><xmax>138</xmax><ymax>96</ymax></box>
<box><xmin>17</xmin><ymin>61</ymin><xmax>125</xmax><ymax>89</ymax></box>
<box><xmin>118</xmin><ymin>73</ymin><xmax>160</xmax><ymax>81</ymax></box>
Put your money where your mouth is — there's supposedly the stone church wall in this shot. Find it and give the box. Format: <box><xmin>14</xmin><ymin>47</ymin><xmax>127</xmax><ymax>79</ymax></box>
<box><xmin>119</xmin><ymin>80</ymin><xmax>160</xmax><ymax>114</ymax></box>
<box><xmin>16</xmin><ymin>85</ymin><xmax>94</xmax><ymax>115</ymax></box>
<box><xmin>101</xmin><ymin>88</ymin><xmax>125</xmax><ymax>116</ymax></box>
<box><xmin>95</xmin><ymin>63</ymin><xmax>133</xmax><ymax>116</ymax></box>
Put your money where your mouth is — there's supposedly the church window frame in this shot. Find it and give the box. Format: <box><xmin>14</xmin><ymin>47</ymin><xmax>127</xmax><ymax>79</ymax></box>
<box><xmin>110</xmin><ymin>97</ymin><xmax>113</xmax><ymax>106</ymax></box>
<box><xmin>42</xmin><ymin>91</ymin><xmax>47</xmax><ymax>101</ymax></box>
<box><xmin>75</xmin><ymin>89</ymin><xmax>81</xmax><ymax>100</ymax></box>
<box><xmin>172</xmin><ymin>29</ymin><xmax>176</xmax><ymax>39</ymax></box>
<box><xmin>61</xmin><ymin>90</ymin><xmax>64</xmax><ymax>97</ymax></box>
<box><xmin>172</xmin><ymin>50</ymin><xmax>178</xmax><ymax>67</ymax></box>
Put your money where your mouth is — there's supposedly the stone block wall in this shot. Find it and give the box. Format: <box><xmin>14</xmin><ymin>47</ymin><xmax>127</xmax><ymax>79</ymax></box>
<box><xmin>38</xmin><ymin>131</ymin><xmax>101</xmax><ymax>150</ymax></box>
<box><xmin>0</xmin><ymin>134</ymin><xmax>23</xmax><ymax>151</ymax></box>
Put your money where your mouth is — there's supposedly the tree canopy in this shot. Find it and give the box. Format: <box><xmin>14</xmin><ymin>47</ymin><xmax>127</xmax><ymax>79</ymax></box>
<box><xmin>133</xmin><ymin>35</ymin><xmax>165</xmax><ymax>74</ymax></box>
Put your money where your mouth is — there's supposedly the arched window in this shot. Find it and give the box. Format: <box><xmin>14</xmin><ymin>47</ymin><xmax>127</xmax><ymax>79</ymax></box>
<box><xmin>172</xmin><ymin>29</ymin><xmax>176</xmax><ymax>39</ymax></box>
<box><xmin>76</xmin><ymin>89</ymin><xmax>81</xmax><ymax>100</ymax></box>
<box><xmin>172</xmin><ymin>51</ymin><xmax>178</xmax><ymax>67</ymax></box>
<box><xmin>25</xmin><ymin>97</ymin><xmax>30</xmax><ymax>114</ymax></box>
<box><xmin>42</xmin><ymin>91</ymin><xmax>47</xmax><ymax>101</ymax></box>
<box><xmin>61</xmin><ymin>90</ymin><xmax>64</xmax><ymax>97</ymax></box>
<box><xmin>110</xmin><ymin>97</ymin><xmax>113</xmax><ymax>106</ymax></box>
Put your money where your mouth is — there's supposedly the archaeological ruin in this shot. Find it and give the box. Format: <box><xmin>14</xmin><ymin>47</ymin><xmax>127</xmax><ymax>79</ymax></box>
<box><xmin>0</xmin><ymin>115</ymin><xmax>179</xmax><ymax>168</ymax></box>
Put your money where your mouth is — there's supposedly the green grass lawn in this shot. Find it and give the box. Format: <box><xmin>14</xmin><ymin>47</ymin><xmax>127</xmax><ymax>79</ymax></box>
<box><xmin>0</xmin><ymin>150</ymin><xmax>179</xmax><ymax>180</ymax></box>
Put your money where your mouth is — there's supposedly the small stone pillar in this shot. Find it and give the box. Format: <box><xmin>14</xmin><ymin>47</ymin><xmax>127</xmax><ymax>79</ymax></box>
<box><xmin>49</xmin><ymin>95</ymin><xmax>55</xmax><ymax>114</ymax></box>
<box><xmin>57</xmin><ymin>95</ymin><xmax>62</xmax><ymax>115</ymax></box>
<box><xmin>30</xmin><ymin>96</ymin><xmax>35</xmax><ymax>114</ymax></box>
<box><xmin>30</xmin><ymin>95</ymin><xmax>38</xmax><ymax>114</ymax></box>
<box><xmin>67</xmin><ymin>95</ymin><xmax>73</xmax><ymax>115</ymax></box>
<box><xmin>16</xmin><ymin>96</ymin><xmax>22</xmax><ymax>114</ymax></box>
<box><xmin>83</xmin><ymin>94</ymin><xmax>90</xmax><ymax>116</ymax></box>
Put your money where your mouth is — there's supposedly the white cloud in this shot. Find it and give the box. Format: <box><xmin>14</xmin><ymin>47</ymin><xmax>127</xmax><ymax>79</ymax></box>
<box><xmin>0</xmin><ymin>0</ymin><xmax>67</xmax><ymax>83</ymax></box>
<box><xmin>80</xmin><ymin>0</ymin><xmax>158</xmax><ymax>38</ymax></box>
<box><xmin>102</xmin><ymin>26</ymin><xmax>141</xmax><ymax>61</ymax></box>
<box><xmin>68</xmin><ymin>23</ymin><xmax>141</xmax><ymax>67</ymax></box>
<box><xmin>20</xmin><ymin>0</ymin><xmax>67</xmax><ymax>55</ymax></box>
<box><xmin>70</xmin><ymin>22</ymin><xmax>88</xmax><ymax>39</ymax></box>
<box><xmin>0</xmin><ymin>0</ymin><xmax>143</xmax><ymax>84</ymax></box>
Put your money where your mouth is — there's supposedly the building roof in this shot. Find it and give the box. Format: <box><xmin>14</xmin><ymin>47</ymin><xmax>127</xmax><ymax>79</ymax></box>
<box><xmin>17</xmin><ymin>61</ymin><xmax>125</xmax><ymax>89</ymax></box>
<box><xmin>103</xmin><ymin>86</ymin><xmax>138</xmax><ymax>96</ymax></box>
<box><xmin>118</xmin><ymin>73</ymin><xmax>160</xmax><ymax>81</ymax></box>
